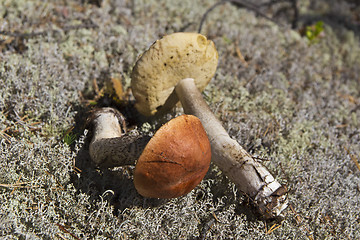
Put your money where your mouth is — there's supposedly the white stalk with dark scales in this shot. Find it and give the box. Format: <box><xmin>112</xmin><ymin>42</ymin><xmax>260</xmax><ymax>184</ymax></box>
<box><xmin>176</xmin><ymin>78</ymin><xmax>288</xmax><ymax>218</ymax></box>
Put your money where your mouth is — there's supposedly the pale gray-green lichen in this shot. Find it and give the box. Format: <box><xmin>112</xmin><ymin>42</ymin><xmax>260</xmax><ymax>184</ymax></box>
<box><xmin>0</xmin><ymin>0</ymin><xmax>359</xmax><ymax>239</ymax></box>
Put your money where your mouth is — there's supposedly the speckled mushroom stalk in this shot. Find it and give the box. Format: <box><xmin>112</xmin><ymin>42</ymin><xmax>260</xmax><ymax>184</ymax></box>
<box><xmin>89</xmin><ymin>108</ymin><xmax>149</xmax><ymax>168</ymax></box>
<box><xmin>175</xmin><ymin>78</ymin><xmax>288</xmax><ymax>219</ymax></box>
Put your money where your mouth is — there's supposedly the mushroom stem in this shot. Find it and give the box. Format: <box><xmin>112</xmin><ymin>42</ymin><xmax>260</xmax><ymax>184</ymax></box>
<box><xmin>89</xmin><ymin>108</ymin><xmax>149</xmax><ymax>168</ymax></box>
<box><xmin>175</xmin><ymin>78</ymin><xmax>288</xmax><ymax>219</ymax></box>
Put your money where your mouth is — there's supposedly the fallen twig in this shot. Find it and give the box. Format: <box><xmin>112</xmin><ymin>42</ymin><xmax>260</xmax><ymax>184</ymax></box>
<box><xmin>198</xmin><ymin>0</ymin><xmax>283</xmax><ymax>33</ymax></box>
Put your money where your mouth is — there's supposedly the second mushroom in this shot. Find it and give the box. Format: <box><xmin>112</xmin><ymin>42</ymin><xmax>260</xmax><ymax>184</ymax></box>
<box><xmin>131</xmin><ymin>32</ymin><xmax>288</xmax><ymax>219</ymax></box>
<box><xmin>89</xmin><ymin>108</ymin><xmax>211</xmax><ymax>199</ymax></box>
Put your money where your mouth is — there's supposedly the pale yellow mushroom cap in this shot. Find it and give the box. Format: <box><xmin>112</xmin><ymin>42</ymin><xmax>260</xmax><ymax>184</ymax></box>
<box><xmin>131</xmin><ymin>32</ymin><xmax>218</xmax><ymax>116</ymax></box>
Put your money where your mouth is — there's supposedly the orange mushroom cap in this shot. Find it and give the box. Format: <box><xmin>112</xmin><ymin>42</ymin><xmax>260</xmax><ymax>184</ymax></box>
<box><xmin>134</xmin><ymin>114</ymin><xmax>211</xmax><ymax>198</ymax></box>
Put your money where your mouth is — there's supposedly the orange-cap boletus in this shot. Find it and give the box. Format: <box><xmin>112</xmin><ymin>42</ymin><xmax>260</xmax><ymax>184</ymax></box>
<box><xmin>134</xmin><ymin>114</ymin><xmax>211</xmax><ymax>198</ymax></box>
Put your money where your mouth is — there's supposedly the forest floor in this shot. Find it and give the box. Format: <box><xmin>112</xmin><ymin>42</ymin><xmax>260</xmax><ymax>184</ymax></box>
<box><xmin>1</xmin><ymin>0</ymin><xmax>360</xmax><ymax>239</ymax></box>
